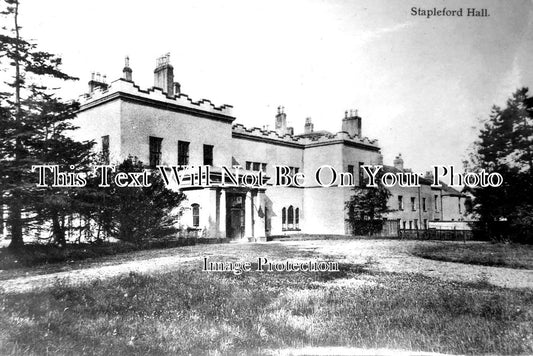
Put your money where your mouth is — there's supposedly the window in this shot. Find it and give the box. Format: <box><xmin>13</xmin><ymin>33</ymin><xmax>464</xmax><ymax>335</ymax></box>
<box><xmin>423</xmin><ymin>219</ymin><xmax>428</xmax><ymax>230</ymax></box>
<box><xmin>422</xmin><ymin>198</ymin><xmax>426</xmax><ymax>212</ymax></box>
<box><xmin>288</xmin><ymin>205</ymin><xmax>294</xmax><ymax>229</ymax></box>
<box><xmin>246</xmin><ymin>161</ymin><xmax>266</xmax><ymax>172</ymax></box>
<box><xmin>347</xmin><ymin>165</ymin><xmax>354</xmax><ymax>177</ymax></box>
<box><xmin>149</xmin><ymin>136</ymin><xmax>163</xmax><ymax>168</ymax></box>
<box><xmin>203</xmin><ymin>144</ymin><xmax>213</xmax><ymax>166</ymax></box>
<box><xmin>398</xmin><ymin>196</ymin><xmax>404</xmax><ymax>210</ymax></box>
<box><xmin>411</xmin><ymin>197</ymin><xmax>416</xmax><ymax>211</ymax></box>
<box><xmin>409</xmin><ymin>221</ymin><xmax>412</xmax><ymax>230</ymax></box>
<box><xmin>414</xmin><ymin>219</ymin><xmax>418</xmax><ymax>230</ymax></box>
<box><xmin>402</xmin><ymin>221</ymin><xmax>406</xmax><ymax>229</ymax></box>
<box><xmin>435</xmin><ymin>195</ymin><xmax>439</xmax><ymax>211</ymax></box>
<box><xmin>458</xmin><ymin>197</ymin><xmax>462</xmax><ymax>213</ymax></box>
<box><xmin>192</xmin><ymin>204</ymin><xmax>200</xmax><ymax>227</ymax></box>
<box><xmin>177</xmin><ymin>141</ymin><xmax>189</xmax><ymax>166</ymax></box>
<box><xmin>358</xmin><ymin>162</ymin><xmax>365</xmax><ymax>187</ymax></box>
<box><xmin>282</xmin><ymin>205</ymin><xmax>300</xmax><ymax>231</ymax></box>
<box><xmin>101</xmin><ymin>135</ymin><xmax>109</xmax><ymax>164</ymax></box>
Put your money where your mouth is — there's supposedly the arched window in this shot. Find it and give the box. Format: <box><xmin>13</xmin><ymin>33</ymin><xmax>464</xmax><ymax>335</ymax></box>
<box><xmin>295</xmin><ymin>208</ymin><xmax>299</xmax><ymax>229</ymax></box>
<box><xmin>288</xmin><ymin>206</ymin><xmax>294</xmax><ymax>229</ymax></box>
<box><xmin>192</xmin><ymin>204</ymin><xmax>200</xmax><ymax>227</ymax></box>
<box><xmin>282</xmin><ymin>207</ymin><xmax>287</xmax><ymax>230</ymax></box>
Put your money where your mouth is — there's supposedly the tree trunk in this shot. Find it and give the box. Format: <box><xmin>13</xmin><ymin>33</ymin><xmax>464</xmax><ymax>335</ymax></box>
<box><xmin>8</xmin><ymin>0</ymin><xmax>24</xmax><ymax>249</ymax></box>
<box><xmin>52</xmin><ymin>212</ymin><xmax>66</xmax><ymax>248</ymax></box>
<box><xmin>8</xmin><ymin>196</ymin><xmax>24</xmax><ymax>249</ymax></box>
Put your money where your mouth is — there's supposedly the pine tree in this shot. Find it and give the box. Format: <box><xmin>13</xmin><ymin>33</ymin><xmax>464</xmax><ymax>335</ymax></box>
<box><xmin>0</xmin><ymin>0</ymin><xmax>90</xmax><ymax>248</ymax></box>
<box><xmin>467</xmin><ymin>88</ymin><xmax>533</xmax><ymax>242</ymax></box>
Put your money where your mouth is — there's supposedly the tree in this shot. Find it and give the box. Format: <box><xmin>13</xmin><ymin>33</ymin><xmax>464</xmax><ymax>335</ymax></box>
<box><xmin>467</xmin><ymin>88</ymin><xmax>533</xmax><ymax>242</ymax></box>
<box><xmin>27</xmin><ymin>90</ymin><xmax>95</xmax><ymax>247</ymax></box>
<box><xmin>0</xmin><ymin>0</ymin><xmax>89</xmax><ymax>248</ymax></box>
<box><xmin>346</xmin><ymin>174</ymin><xmax>391</xmax><ymax>236</ymax></box>
<box><xmin>86</xmin><ymin>157</ymin><xmax>186</xmax><ymax>245</ymax></box>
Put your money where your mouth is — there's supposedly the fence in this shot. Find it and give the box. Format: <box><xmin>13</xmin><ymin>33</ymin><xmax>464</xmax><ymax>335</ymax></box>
<box><xmin>399</xmin><ymin>228</ymin><xmax>473</xmax><ymax>241</ymax></box>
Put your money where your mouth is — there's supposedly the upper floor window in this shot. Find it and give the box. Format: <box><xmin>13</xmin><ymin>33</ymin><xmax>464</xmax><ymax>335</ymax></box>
<box><xmin>358</xmin><ymin>162</ymin><xmax>365</xmax><ymax>187</ymax></box>
<box><xmin>101</xmin><ymin>135</ymin><xmax>109</xmax><ymax>164</ymax></box>
<box><xmin>422</xmin><ymin>198</ymin><xmax>427</xmax><ymax>212</ymax></box>
<box><xmin>458</xmin><ymin>197</ymin><xmax>462</xmax><ymax>213</ymax></box>
<box><xmin>149</xmin><ymin>136</ymin><xmax>163</xmax><ymax>168</ymax></box>
<box><xmin>246</xmin><ymin>161</ymin><xmax>267</xmax><ymax>172</ymax></box>
<box><xmin>411</xmin><ymin>197</ymin><xmax>416</xmax><ymax>211</ymax></box>
<box><xmin>434</xmin><ymin>195</ymin><xmax>439</xmax><ymax>211</ymax></box>
<box><xmin>178</xmin><ymin>141</ymin><xmax>190</xmax><ymax>166</ymax></box>
<box><xmin>398</xmin><ymin>195</ymin><xmax>404</xmax><ymax>210</ymax></box>
<box><xmin>203</xmin><ymin>144</ymin><xmax>213</xmax><ymax>166</ymax></box>
<box><xmin>347</xmin><ymin>165</ymin><xmax>354</xmax><ymax>176</ymax></box>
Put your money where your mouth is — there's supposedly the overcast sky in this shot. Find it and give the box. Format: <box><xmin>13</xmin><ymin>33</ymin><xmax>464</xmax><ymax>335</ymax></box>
<box><xmin>12</xmin><ymin>0</ymin><xmax>533</xmax><ymax>172</ymax></box>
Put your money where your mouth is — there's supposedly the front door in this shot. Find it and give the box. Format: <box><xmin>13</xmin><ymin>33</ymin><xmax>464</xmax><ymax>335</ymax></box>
<box><xmin>226</xmin><ymin>194</ymin><xmax>245</xmax><ymax>239</ymax></box>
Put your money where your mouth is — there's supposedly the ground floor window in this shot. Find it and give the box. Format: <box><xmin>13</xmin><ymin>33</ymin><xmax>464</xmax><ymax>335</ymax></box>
<box><xmin>282</xmin><ymin>205</ymin><xmax>300</xmax><ymax>231</ymax></box>
<box><xmin>192</xmin><ymin>204</ymin><xmax>200</xmax><ymax>227</ymax></box>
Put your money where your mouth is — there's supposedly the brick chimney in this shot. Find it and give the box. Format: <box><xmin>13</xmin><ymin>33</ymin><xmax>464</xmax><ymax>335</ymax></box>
<box><xmin>154</xmin><ymin>53</ymin><xmax>174</xmax><ymax>96</ymax></box>
<box><xmin>342</xmin><ymin>109</ymin><xmax>362</xmax><ymax>137</ymax></box>
<box><xmin>88</xmin><ymin>72</ymin><xmax>109</xmax><ymax>93</ymax></box>
<box><xmin>122</xmin><ymin>56</ymin><xmax>133</xmax><ymax>82</ymax></box>
<box><xmin>304</xmin><ymin>117</ymin><xmax>314</xmax><ymax>134</ymax></box>
<box><xmin>393</xmin><ymin>153</ymin><xmax>404</xmax><ymax>171</ymax></box>
<box><xmin>275</xmin><ymin>106</ymin><xmax>287</xmax><ymax>135</ymax></box>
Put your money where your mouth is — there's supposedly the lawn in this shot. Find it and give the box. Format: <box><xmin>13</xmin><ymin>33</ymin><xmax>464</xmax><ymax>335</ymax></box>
<box><xmin>1</xmin><ymin>259</ymin><xmax>532</xmax><ymax>355</ymax></box>
<box><xmin>410</xmin><ymin>241</ymin><xmax>533</xmax><ymax>269</ymax></box>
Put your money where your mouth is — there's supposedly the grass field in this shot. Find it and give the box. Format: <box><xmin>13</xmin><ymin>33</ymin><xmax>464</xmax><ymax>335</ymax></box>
<box><xmin>411</xmin><ymin>242</ymin><xmax>533</xmax><ymax>269</ymax></box>
<box><xmin>1</xmin><ymin>255</ymin><xmax>532</xmax><ymax>355</ymax></box>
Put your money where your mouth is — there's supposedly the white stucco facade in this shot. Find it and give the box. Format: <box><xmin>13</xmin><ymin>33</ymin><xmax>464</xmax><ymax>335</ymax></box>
<box><xmin>74</xmin><ymin>58</ymin><xmax>469</xmax><ymax>241</ymax></box>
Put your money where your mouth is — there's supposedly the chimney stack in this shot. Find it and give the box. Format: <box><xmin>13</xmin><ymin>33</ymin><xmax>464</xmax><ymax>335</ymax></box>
<box><xmin>123</xmin><ymin>56</ymin><xmax>133</xmax><ymax>81</ymax></box>
<box><xmin>173</xmin><ymin>82</ymin><xmax>181</xmax><ymax>95</ymax></box>
<box><xmin>393</xmin><ymin>153</ymin><xmax>404</xmax><ymax>171</ymax></box>
<box><xmin>342</xmin><ymin>108</ymin><xmax>362</xmax><ymax>137</ymax></box>
<box><xmin>88</xmin><ymin>71</ymin><xmax>109</xmax><ymax>93</ymax></box>
<box><xmin>275</xmin><ymin>106</ymin><xmax>287</xmax><ymax>135</ymax></box>
<box><xmin>304</xmin><ymin>117</ymin><xmax>314</xmax><ymax>134</ymax></box>
<box><xmin>154</xmin><ymin>53</ymin><xmax>174</xmax><ymax>96</ymax></box>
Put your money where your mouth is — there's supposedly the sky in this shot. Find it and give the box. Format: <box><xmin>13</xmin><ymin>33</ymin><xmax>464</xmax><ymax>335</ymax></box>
<box><xmin>8</xmin><ymin>0</ymin><xmax>533</xmax><ymax>172</ymax></box>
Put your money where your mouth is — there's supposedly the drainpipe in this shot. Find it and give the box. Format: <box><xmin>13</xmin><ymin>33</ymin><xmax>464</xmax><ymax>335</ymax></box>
<box><xmin>418</xmin><ymin>186</ymin><xmax>422</xmax><ymax>229</ymax></box>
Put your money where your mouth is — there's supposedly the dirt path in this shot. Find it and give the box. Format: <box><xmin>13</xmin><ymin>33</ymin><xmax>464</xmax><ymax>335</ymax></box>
<box><xmin>1</xmin><ymin>240</ymin><xmax>532</xmax><ymax>293</ymax></box>
<box><xmin>285</xmin><ymin>240</ymin><xmax>533</xmax><ymax>289</ymax></box>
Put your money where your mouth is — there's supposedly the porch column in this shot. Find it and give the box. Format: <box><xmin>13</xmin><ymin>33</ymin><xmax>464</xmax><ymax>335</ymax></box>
<box><xmin>207</xmin><ymin>189</ymin><xmax>218</xmax><ymax>237</ymax></box>
<box><xmin>244</xmin><ymin>191</ymin><xmax>253</xmax><ymax>239</ymax></box>
<box><xmin>254</xmin><ymin>191</ymin><xmax>266</xmax><ymax>241</ymax></box>
<box><xmin>218</xmin><ymin>189</ymin><xmax>226</xmax><ymax>238</ymax></box>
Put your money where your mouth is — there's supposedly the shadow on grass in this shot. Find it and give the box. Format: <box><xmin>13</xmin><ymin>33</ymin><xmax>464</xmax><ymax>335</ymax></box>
<box><xmin>410</xmin><ymin>242</ymin><xmax>533</xmax><ymax>269</ymax></box>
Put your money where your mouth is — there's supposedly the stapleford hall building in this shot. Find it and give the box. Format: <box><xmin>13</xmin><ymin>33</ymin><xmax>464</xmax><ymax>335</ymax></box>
<box><xmin>74</xmin><ymin>55</ymin><xmax>467</xmax><ymax>241</ymax></box>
